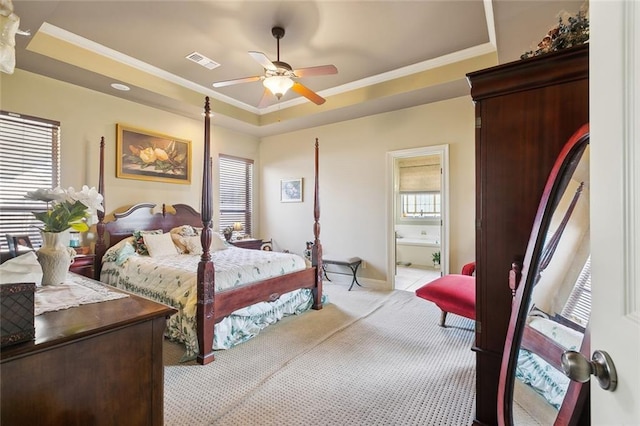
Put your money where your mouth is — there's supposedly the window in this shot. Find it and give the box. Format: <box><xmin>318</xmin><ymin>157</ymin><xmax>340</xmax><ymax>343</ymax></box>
<box><xmin>401</xmin><ymin>192</ymin><xmax>441</xmax><ymax>218</ymax></box>
<box><xmin>398</xmin><ymin>155</ymin><xmax>441</xmax><ymax>219</ymax></box>
<box><xmin>0</xmin><ymin>111</ymin><xmax>60</xmax><ymax>251</ymax></box>
<box><xmin>561</xmin><ymin>256</ymin><xmax>591</xmax><ymax>328</ymax></box>
<box><xmin>218</xmin><ymin>155</ymin><xmax>253</xmax><ymax>235</ymax></box>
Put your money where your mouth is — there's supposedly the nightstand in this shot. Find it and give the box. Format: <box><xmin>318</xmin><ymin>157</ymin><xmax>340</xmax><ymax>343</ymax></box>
<box><xmin>231</xmin><ymin>238</ymin><xmax>263</xmax><ymax>250</ymax></box>
<box><xmin>70</xmin><ymin>251</ymin><xmax>95</xmax><ymax>279</ymax></box>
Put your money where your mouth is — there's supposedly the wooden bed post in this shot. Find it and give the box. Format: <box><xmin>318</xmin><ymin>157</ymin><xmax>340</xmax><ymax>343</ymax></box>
<box><xmin>312</xmin><ymin>138</ymin><xmax>323</xmax><ymax>310</ymax></box>
<box><xmin>197</xmin><ymin>97</ymin><xmax>216</xmax><ymax>365</ymax></box>
<box><xmin>94</xmin><ymin>136</ymin><xmax>106</xmax><ymax>280</ymax></box>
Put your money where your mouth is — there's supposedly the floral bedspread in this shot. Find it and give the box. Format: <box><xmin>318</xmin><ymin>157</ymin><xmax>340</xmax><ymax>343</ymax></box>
<box><xmin>100</xmin><ymin>247</ymin><xmax>312</xmax><ymax>360</ymax></box>
<box><xmin>515</xmin><ymin>317</ymin><xmax>583</xmax><ymax>409</ymax></box>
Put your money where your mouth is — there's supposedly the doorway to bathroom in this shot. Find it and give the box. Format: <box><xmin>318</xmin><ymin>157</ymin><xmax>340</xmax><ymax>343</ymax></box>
<box><xmin>387</xmin><ymin>145</ymin><xmax>449</xmax><ymax>291</ymax></box>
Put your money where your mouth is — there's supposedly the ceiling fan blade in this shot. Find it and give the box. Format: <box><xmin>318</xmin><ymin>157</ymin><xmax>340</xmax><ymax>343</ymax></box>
<box><xmin>291</xmin><ymin>82</ymin><xmax>326</xmax><ymax>105</ymax></box>
<box><xmin>248</xmin><ymin>51</ymin><xmax>277</xmax><ymax>71</ymax></box>
<box><xmin>293</xmin><ymin>64</ymin><xmax>338</xmax><ymax>78</ymax></box>
<box><xmin>212</xmin><ymin>76</ymin><xmax>262</xmax><ymax>88</ymax></box>
<box><xmin>257</xmin><ymin>89</ymin><xmax>272</xmax><ymax>108</ymax></box>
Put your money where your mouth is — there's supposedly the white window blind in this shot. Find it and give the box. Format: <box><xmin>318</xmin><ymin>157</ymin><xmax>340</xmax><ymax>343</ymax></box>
<box><xmin>561</xmin><ymin>256</ymin><xmax>591</xmax><ymax>328</ymax></box>
<box><xmin>0</xmin><ymin>111</ymin><xmax>60</xmax><ymax>251</ymax></box>
<box><xmin>219</xmin><ymin>154</ymin><xmax>253</xmax><ymax>235</ymax></box>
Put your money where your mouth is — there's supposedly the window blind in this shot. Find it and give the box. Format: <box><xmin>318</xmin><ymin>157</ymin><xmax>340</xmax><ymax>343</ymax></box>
<box><xmin>219</xmin><ymin>154</ymin><xmax>253</xmax><ymax>236</ymax></box>
<box><xmin>398</xmin><ymin>155</ymin><xmax>441</xmax><ymax>192</ymax></box>
<box><xmin>0</xmin><ymin>111</ymin><xmax>60</xmax><ymax>251</ymax></box>
<box><xmin>561</xmin><ymin>256</ymin><xmax>591</xmax><ymax>327</ymax></box>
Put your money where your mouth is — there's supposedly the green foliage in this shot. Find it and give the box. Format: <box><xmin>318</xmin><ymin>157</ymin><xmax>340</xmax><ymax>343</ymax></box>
<box><xmin>521</xmin><ymin>8</ymin><xmax>589</xmax><ymax>60</ymax></box>
<box><xmin>31</xmin><ymin>200</ymin><xmax>90</xmax><ymax>233</ymax></box>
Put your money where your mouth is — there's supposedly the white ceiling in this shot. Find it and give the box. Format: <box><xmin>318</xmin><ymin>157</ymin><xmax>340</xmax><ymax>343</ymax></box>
<box><xmin>9</xmin><ymin>1</ymin><xmax>586</xmax><ymax>137</ymax></box>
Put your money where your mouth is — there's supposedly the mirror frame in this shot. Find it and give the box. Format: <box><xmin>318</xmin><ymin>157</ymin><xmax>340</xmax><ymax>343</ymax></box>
<box><xmin>498</xmin><ymin>123</ymin><xmax>591</xmax><ymax>426</ymax></box>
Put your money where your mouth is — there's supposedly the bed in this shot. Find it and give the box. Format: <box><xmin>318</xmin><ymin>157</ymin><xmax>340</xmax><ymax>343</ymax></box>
<box><xmin>514</xmin><ymin>315</ymin><xmax>589</xmax><ymax>424</ymax></box>
<box><xmin>94</xmin><ymin>97</ymin><xmax>324</xmax><ymax>365</ymax></box>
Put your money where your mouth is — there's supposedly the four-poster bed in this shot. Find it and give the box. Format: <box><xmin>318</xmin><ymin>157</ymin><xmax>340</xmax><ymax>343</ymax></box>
<box><xmin>94</xmin><ymin>97</ymin><xmax>323</xmax><ymax>365</ymax></box>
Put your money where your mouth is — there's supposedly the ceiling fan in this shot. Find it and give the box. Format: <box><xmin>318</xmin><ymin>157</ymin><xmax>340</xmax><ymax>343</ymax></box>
<box><xmin>212</xmin><ymin>26</ymin><xmax>338</xmax><ymax>107</ymax></box>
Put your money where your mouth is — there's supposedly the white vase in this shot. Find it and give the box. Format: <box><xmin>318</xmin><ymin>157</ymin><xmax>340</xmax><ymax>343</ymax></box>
<box><xmin>37</xmin><ymin>231</ymin><xmax>76</xmax><ymax>285</ymax></box>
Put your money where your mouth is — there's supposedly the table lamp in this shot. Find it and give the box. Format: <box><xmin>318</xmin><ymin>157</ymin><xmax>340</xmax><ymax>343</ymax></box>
<box><xmin>233</xmin><ymin>222</ymin><xmax>243</xmax><ymax>239</ymax></box>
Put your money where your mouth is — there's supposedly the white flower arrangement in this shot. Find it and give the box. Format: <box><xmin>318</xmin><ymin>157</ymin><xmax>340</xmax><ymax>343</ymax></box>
<box><xmin>25</xmin><ymin>185</ymin><xmax>104</xmax><ymax>233</ymax></box>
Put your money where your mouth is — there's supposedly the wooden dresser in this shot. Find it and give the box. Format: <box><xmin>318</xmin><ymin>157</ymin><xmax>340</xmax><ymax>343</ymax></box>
<box><xmin>0</xmin><ymin>276</ymin><xmax>176</xmax><ymax>426</ymax></box>
<box><xmin>466</xmin><ymin>44</ymin><xmax>588</xmax><ymax>426</ymax></box>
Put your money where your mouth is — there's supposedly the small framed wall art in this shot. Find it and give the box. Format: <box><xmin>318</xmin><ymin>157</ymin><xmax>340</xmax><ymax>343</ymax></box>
<box><xmin>116</xmin><ymin>123</ymin><xmax>191</xmax><ymax>184</ymax></box>
<box><xmin>280</xmin><ymin>178</ymin><xmax>303</xmax><ymax>202</ymax></box>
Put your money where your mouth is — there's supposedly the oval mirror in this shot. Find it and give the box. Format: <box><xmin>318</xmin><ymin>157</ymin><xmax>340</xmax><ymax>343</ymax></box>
<box><xmin>498</xmin><ymin>124</ymin><xmax>590</xmax><ymax>426</ymax></box>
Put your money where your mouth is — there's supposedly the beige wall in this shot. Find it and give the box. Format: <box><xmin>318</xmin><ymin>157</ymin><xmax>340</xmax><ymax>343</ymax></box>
<box><xmin>1</xmin><ymin>69</ymin><xmax>261</xmax><ymax>233</ymax></box>
<box><xmin>260</xmin><ymin>96</ymin><xmax>476</xmax><ymax>287</ymax></box>
<box><xmin>2</xmin><ymin>69</ymin><xmax>475</xmax><ymax>288</ymax></box>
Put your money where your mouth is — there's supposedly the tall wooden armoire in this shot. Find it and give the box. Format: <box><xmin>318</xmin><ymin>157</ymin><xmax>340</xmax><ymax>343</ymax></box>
<box><xmin>466</xmin><ymin>44</ymin><xmax>588</xmax><ymax>426</ymax></box>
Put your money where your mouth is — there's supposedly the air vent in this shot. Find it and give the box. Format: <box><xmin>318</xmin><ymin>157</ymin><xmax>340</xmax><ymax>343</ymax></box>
<box><xmin>185</xmin><ymin>52</ymin><xmax>220</xmax><ymax>70</ymax></box>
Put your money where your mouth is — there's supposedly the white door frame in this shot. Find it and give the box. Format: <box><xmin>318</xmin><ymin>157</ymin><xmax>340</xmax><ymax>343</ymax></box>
<box><xmin>386</xmin><ymin>145</ymin><xmax>450</xmax><ymax>288</ymax></box>
<box><xmin>590</xmin><ymin>1</ymin><xmax>640</xmax><ymax>422</ymax></box>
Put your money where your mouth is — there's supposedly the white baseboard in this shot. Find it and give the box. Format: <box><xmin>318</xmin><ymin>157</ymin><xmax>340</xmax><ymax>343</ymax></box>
<box><xmin>322</xmin><ymin>276</ymin><xmax>390</xmax><ymax>292</ymax></box>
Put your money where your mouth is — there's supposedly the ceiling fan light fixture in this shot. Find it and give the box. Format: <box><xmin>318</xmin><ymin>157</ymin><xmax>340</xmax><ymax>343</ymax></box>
<box><xmin>263</xmin><ymin>75</ymin><xmax>293</xmax><ymax>99</ymax></box>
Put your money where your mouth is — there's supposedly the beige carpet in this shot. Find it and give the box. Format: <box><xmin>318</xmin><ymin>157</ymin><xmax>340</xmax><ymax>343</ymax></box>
<box><xmin>164</xmin><ymin>283</ymin><xmax>476</xmax><ymax>425</ymax></box>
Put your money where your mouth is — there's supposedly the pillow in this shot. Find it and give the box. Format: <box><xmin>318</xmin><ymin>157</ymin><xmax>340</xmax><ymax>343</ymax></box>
<box><xmin>132</xmin><ymin>229</ymin><xmax>163</xmax><ymax>255</ymax></box>
<box><xmin>103</xmin><ymin>236</ymin><xmax>136</xmax><ymax>263</ymax></box>
<box><xmin>170</xmin><ymin>233</ymin><xmax>187</xmax><ymax>254</ymax></box>
<box><xmin>170</xmin><ymin>225</ymin><xmax>199</xmax><ymax>237</ymax></box>
<box><xmin>172</xmin><ymin>232</ymin><xmax>228</xmax><ymax>254</ymax></box>
<box><xmin>169</xmin><ymin>226</ymin><xmax>202</xmax><ymax>253</ymax></box>
<box><xmin>212</xmin><ymin>232</ymin><xmax>229</xmax><ymax>251</ymax></box>
<box><xmin>143</xmin><ymin>232</ymin><xmax>178</xmax><ymax>257</ymax></box>
<box><xmin>183</xmin><ymin>235</ymin><xmax>206</xmax><ymax>255</ymax></box>
<box><xmin>114</xmin><ymin>242</ymin><xmax>136</xmax><ymax>266</ymax></box>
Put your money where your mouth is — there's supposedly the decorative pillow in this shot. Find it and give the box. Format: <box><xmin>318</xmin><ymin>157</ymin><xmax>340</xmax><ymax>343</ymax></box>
<box><xmin>169</xmin><ymin>225</ymin><xmax>201</xmax><ymax>253</ymax></box>
<box><xmin>170</xmin><ymin>233</ymin><xmax>187</xmax><ymax>254</ymax></box>
<box><xmin>183</xmin><ymin>235</ymin><xmax>206</xmax><ymax>255</ymax></box>
<box><xmin>143</xmin><ymin>232</ymin><xmax>178</xmax><ymax>257</ymax></box>
<box><xmin>171</xmin><ymin>232</ymin><xmax>227</xmax><ymax>255</ymax></box>
<box><xmin>114</xmin><ymin>242</ymin><xmax>136</xmax><ymax>266</ymax></box>
<box><xmin>103</xmin><ymin>236</ymin><xmax>136</xmax><ymax>263</ymax></box>
<box><xmin>132</xmin><ymin>229</ymin><xmax>163</xmax><ymax>255</ymax></box>
<box><xmin>170</xmin><ymin>225</ymin><xmax>199</xmax><ymax>237</ymax></box>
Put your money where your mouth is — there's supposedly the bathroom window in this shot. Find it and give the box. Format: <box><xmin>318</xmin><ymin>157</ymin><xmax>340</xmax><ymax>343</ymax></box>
<box><xmin>401</xmin><ymin>192</ymin><xmax>440</xmax><ymax>218</ymax></box>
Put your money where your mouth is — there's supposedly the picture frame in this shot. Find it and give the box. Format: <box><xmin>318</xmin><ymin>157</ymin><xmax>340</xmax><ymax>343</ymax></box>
<box><xmin>116</xmin><ymin>123</ymin><xmax>191</xmax><ymax>184</ymax></box>
<box><xmin>280</xmin><ymin>178</ymin><xmax>303</xmax><ymax>202</ymax></box>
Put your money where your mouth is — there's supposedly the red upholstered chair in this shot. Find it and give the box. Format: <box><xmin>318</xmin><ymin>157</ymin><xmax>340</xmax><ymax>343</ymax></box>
<box><xmin>415</xmin><ymin>262</ymin><xmax>475</xmax><ymax>327</ymax></box>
